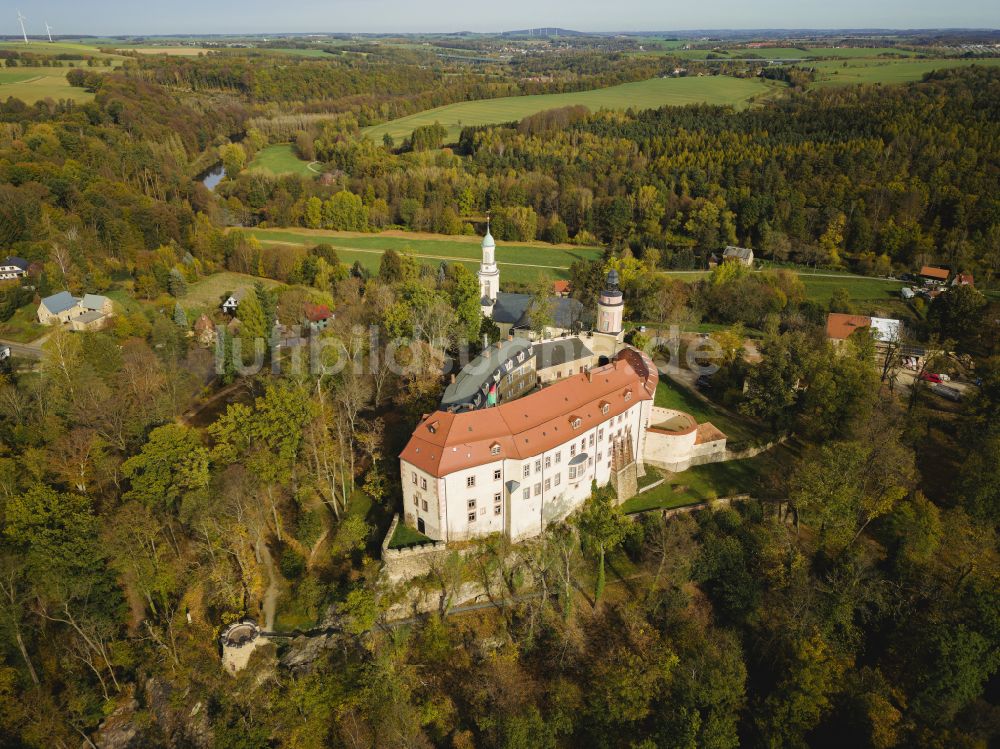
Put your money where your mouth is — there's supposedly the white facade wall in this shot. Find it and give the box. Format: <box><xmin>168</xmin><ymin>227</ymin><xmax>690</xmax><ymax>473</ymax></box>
<box><xmin>401</xmin><ymin>399</ymin><xmax>652</xmax><ymax>543</ymax></box>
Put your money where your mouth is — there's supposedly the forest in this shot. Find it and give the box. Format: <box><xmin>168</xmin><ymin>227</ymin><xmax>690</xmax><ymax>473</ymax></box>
<box><xmin>0</xmin><ymin>37</ymin><xmax>997</xmax><ymax>749</ymax></box>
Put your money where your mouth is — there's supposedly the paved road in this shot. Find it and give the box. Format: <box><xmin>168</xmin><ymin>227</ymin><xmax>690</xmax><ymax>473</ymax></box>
<box><xmin>0</xmin><ymin>337</ymin><xmax>45</xmax><ymax>361</ymax></box>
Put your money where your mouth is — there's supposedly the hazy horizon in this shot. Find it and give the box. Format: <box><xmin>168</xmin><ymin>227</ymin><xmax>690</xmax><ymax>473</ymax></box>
<box><xmin>1</xmin><ymin>0</ymin><xmax>997</xmax><ymax>38</ymax></box>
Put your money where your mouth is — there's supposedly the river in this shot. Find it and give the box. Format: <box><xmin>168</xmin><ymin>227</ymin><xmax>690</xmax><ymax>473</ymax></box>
<box><xmin>199</xmin><ymin>163</ymin><xmax>225</xmax><ymax>191</ymax></box>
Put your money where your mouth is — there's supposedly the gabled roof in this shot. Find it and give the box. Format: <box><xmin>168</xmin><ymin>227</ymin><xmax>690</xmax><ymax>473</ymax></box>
<box><xmin>825</xmin><ymin>313</ymin><xmax>871</xmax><ymax>340</ymax></box>
<box><xmin>304</xmin><ymin>303</ymin><xmax>332</xmax><ymax>322</ymax></box>
<box><xmin>723</xmin><ymin>246</ymin><xmax>754</xmax><ymax>260</ymax></box>
<box><xmin>919</xmin><ymin>265</ymin><xmax>949</xmax><ymax>280</ymax></box>
<box><xmin>1</xmin><ymin>256</ymin><xmax>28</xmax><ymax>270</ymax></box>
<box><xmin>401</xmin><ymin>349</ymin><xmax>658</xmax><ymax>477</ymax></box>
<box><xmin>81</xmin><ymin>294</ymin><xmax>109</xmax><ymax>311</ymax></box>
<box><xmin>953</xmin><ymin>273</ymin><xmax>974</xmax><ymax>286</ymax></box>
<box><xmin>492</xmin><ymin>293</ymin><xmax>532</xmax><ymax>325</ymax></box>
<box><xmin>552</xmin><ymin>280</ymin><xmax>571</xmax><ymax>294</ymax></box>
<box><xmin>40</xmin><ymin>291</ymin><xmax>79</xmax><ymax>315</ymax></box>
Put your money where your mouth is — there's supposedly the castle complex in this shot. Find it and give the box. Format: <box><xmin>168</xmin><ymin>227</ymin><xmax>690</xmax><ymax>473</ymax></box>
<box><xmin>397</xmin><ymin>228</ymin><xmax>731</xmax><ymax>543</ymax></box>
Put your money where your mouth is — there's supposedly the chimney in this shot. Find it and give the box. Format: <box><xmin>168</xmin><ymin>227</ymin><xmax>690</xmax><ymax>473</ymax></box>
<box><xmin>586</xmin><ymin>369</ymin><xmax>592</xmax><ymax>383</ymax></box>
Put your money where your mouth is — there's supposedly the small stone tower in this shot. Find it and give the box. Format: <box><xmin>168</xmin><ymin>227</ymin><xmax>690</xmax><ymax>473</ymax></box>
<box><xmin>478</xmin><ymin>220</ymin><xmax>499</xmax><ymax>317</ymax></box>
<box><xmin>596</xmin><ymin>269</ymin><xmax>624</xmax><ymax>335</ymax></box>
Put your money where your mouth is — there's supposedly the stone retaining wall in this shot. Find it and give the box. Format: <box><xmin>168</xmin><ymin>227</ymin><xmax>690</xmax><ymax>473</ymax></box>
<box><xmin>381</xmin><ymin>514</ymin><xmax>461</xmax><ymax>584</ymax></box>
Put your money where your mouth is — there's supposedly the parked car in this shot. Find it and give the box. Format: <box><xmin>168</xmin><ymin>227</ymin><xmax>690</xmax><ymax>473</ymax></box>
<box><xmin>918</xmin><ymin>371</ymin><xmax>942</xmax><ymax>383</ymax></box>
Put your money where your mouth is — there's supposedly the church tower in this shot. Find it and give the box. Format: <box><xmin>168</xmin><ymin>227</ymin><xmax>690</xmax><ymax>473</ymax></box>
<box><xmin>596</xmin><ymin>269</ymin><xmax>624</xmax><ymax>335</ymax></box>
<box><xmin>478</xmin><ymin>219</ymin><xmax>499</xmax><ymax>317</ymax></box>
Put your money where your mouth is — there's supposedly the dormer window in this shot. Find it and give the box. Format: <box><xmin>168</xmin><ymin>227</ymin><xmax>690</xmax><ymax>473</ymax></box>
<box><xmin>427</xmin><ymin>420</ymin><xmax>439</xmax><ymax>434</ymax></box>
<box><xmin>570</xmin><ymin>416</ymin><xmax>582</xmax><ymax>429</ymax></box>
<box><xmin>490</xmin><ymin>443</ymin><xmax>501</xmax><ymax>456</ymax></box>
<box><xmin>600</xmin><ymin>401</ymin><xmax>610</xmax><ymax>415</ymax></box>
<box><xmin>624</xmin><ymin>390</ymin><xmax>632</xmax><ymax>402</ymax></box>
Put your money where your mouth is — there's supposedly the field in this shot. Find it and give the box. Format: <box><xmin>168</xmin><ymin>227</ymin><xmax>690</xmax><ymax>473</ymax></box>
<box><xmin>247</xmin><ymin>144</ymin><xmax>319</xmax><ymax>177</ymax></box>
<box><xmin>362</xmin><ymin>75</ymin><xmax>776</xmax><ymax>142</ymax></box>
<box><xmin>118</xmin><ymin>46</ymin><xmax>216</xmax><ymax>56</ymax></box>
<box><xmin>0</xmin><ymin>40</ymin><xmax>120</xmax><ymax>58</ymax></box>
<box><xmin>0</xmin><ymin>69</ymin><xmax>94</xmax><ymax>103</ymax></box>
<box><xmin>809</xmin><ymin>57</ymin><xmax>1000</xmax><ymax>87</ymax></box>
<box><xmin>246</xmin><ymin>228</ymin><xmax>603</xmax><ymax>284</ymax></box>
<box><xmin>179</xmin><ymin>272</ymin><xmax>282</xmax><ymax>313</ymax></box>
<box><xmin>666</xmin><ymin>46</ymin><xmax>916</xmax><ymax>61</ymax></box>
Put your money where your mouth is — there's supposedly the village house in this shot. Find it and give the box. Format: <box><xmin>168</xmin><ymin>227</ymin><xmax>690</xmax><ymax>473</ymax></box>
<box><xmin>37</xmin><ymin>291</ymin><xmax>113</xmax><ymax>330</ymax></box>
<box><xmin>303</xmin><ymin>303</ymin><xmax>332</xmax><ymax>332</ymax></box>
<box><xmin>193</xmin><ymin>314</ymin><xmax>217</xmax><ymax>347</ymax></box>
<box><xmin>552</xmin><ymin>280</ymin><xmax>571</xmax><ymax>297</ymax></box>
<box><xmin>918</xmin><ymin>265</ymin><xmax>950</xmax><ymax>285</ymax></box>
<box><xmin>0</xmin><ymin>256</ymin><xmax>29</xmax><ymax>281</ymax></box>
<box><xmin>221</xmin><ymin>288</ymin><xmax>247</xmax><ymax>314</ymax></box>
<box><xmin>826</xmin><ymin>312</ymin><xmax>902</xmax><ymax>351</ymax></box>
<box><xmin>722</xmin><ymin>246</ymin><xmax>754</xmax><ymax>267</ymax></box>
<box><xmin>952</xmin><ymin>272</ymin><xmax>974</xmax><ymax>288</ymax></box>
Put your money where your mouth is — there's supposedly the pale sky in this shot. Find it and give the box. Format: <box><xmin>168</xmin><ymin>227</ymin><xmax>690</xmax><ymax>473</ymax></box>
<box><xmin>5</xmin><ymin>0</ymin><xmax>998</xmax><ymax>37</ymax></box>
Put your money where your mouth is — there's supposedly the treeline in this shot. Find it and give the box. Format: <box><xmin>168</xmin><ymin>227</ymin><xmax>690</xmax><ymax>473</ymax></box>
<box><xmin>214</xmin><ymin>66</ymin><xmax>1000</xmax><ymax>281</ymax></box>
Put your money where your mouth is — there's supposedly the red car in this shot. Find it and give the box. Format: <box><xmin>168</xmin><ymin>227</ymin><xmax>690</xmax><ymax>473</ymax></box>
<box><xmin>918</xmin><ymin>371</ymin><xmax>942</xmax><ymax>383</ymax></box>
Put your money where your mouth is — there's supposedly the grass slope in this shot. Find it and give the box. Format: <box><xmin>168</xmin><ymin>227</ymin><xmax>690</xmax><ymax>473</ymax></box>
<box><xmin>247</xmin><ymin>144</ymin><xmax>317</xmax><ymax>177</ymax></box>
<box><xmin>0</xmin><ymin>71</ymin><xmax>93</xmax><ymax>103</ymax></box>
<box><xmin>810</xmin><ymin>57</ymin><xmax>1000</xmax><ymax>87</ymax></box>
<box><xmin>246</xmin><ymin>228</ymin><xmax>603</xmax><ymax>284</ymax></box>
<box><xmin>179</xmin><ymin>272</ymin><xmax>282</xmax><ymax>313</ymax></box>
<box><xmin>363</xmin><ymin>75</ymin><xmax>773</xmax><ymax>142</ymax></box>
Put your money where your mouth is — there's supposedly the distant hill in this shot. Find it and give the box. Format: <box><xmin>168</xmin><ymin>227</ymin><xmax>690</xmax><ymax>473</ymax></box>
<box><xmin>501</xmin><ymin>28</ymin><xmax>586</xmax><ymax>38</ymax></box>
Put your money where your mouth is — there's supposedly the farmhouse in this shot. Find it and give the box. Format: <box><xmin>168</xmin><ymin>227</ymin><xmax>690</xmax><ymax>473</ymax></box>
<box><xmin>0</xmin><ymin>256</ymin><xmax>28</xmax><ymax>280</ymax></box>
<box><xmin>722</xmin><ymin>246</ymin><xmax>754</xmax><ymax>267</ymax></box>
<box><xmin>221</xmin><ymin>288</ymin><xmax>247</xmax><ymax>314</ymax></box>
<box><xmin>826</xmin><ymin>312</ymin><xmax>901</xmax><ymax>350</ymax></box>
<box><xmin>37</xmin><ymin>291</ymin><xmax>113</xmax><ymax>330</ymax></box>
<box><xmin>952</xmin><ymin>273</ymin><xmax>974</xmax><ymax>288</ymax></box>
<box><xmin>918</xmin><ymin>266</ymin><xmax>950</xmax><ymax>285</ymax></box>
<box><xmin>303</xmin><ymin>303</ymin><xmax>332</xmax><ymax>331</ymax></box>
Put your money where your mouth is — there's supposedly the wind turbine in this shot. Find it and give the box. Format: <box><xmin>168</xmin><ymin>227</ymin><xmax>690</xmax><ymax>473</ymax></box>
<box><xmin>16</xmin><ymin>10</ymin><xmax>28</xmax><ymax>44</ymax></box>
<box><xmin>45</xmin><ymin>22</ymin><xmax>53</xmax><ymax>43</ymax></box>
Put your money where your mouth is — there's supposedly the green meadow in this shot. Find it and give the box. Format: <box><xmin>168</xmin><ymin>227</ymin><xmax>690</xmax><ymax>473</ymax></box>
<box><xmin>0</xmin><ymin>68</ymin><xmax>95</xmax><ymax>103</ymax></box>
<box><xmin>362</xmin><ymin>75</ymin><xmax>775</xmax><ymax>142</ymax></box>
<box><xmin>246</xmin><ymin>228</ymin><xmax>604</xmax><ymax>284</ymax></box>
<box><xmin>809</xmin><ymin>57</ymin><xmax>1000</xmax><ymax>87</ymax></box>
<box><xmin>247</xmin><ymin>144</ymin><xmax>318</xmax><ymax>177</ymax></box>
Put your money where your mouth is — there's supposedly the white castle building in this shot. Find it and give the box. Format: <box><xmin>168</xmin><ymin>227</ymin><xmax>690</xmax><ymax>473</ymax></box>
<box><xmin>396</xmin><ymin>227</ymin><xmax>731</xmax><ymax>544</ymax></box>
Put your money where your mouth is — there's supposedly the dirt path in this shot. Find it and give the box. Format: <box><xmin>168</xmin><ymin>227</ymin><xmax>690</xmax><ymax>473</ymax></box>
<box><xmin>260</xmin><ymin>542</ymin><xmax>279</xmax><ymax>632</ymax></box>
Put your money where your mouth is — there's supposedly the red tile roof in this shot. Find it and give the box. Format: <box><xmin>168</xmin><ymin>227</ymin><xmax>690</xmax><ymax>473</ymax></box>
<box><xmin>304</xmin><ymin>303</ymin><xmax>332</xmax><ymax>322</ymax></box>
<box><xmin>826</xmin><ymin>313</ymin><xmax>872</xmax><ymax>340</ymax></box>
<box><xmin>695</xmin><ymin>422</ymin><xmax>727</xmax><ymax>444</ymax></box>
<box><xmin>919</xmin><ymin>266</ymin><xmax>949</xmax><ymax>281</ymax></box>
<box><xmin>552</xmin><ymin>280</ymin><xmax>571</xmax><ymax>294</ymax></box>
<box><xmin>400</xmin><ymin>350</ymin><xmax>658</xmax><ymax>477</ymax></box>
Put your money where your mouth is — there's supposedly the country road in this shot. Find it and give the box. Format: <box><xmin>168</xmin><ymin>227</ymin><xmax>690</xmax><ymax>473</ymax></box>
<box><xmin>0</xmin><ymin>336</ymin><xmax>47</xmax><ymax>361</ymax></box>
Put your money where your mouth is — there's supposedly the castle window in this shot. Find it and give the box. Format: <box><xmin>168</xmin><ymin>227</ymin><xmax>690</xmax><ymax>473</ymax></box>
<box><xmin>494</xmin><ymin>492</ymin><xmax>501</xmax><ymax>503</ymax></box>
<box><xmin>421</xmin><ymin>478</ymin><xmax>427</xmax><ymax>490</ymax></box>
<box><xmin>411</xmin><ymin>472</ymin><xmax>417</xmax><ymax>484</ymax></box>
<box><xmin>523</xmin><ymin>465</ymin><xmax>530</xmax><ymax>478</ymax></box>
<box><xmin>570</xmin><ymin>445</ymin><xmax>576</xmax><ymax>458</ymax></box>
<box><xmin>422</xmin><ymin>499</ymin><xmax>428</xmax><ymax>511</ymax></box>
<box><xmin>554</xmin><ymin>474</ymin><xmax>561</xmax><ymax>486</ymax></box>
<box><xmin>569</xmin><ymin>467</ymin><xmax>577</xmax><ymax>480</ymax></box>
<box><xmin>467</xmin><ymin>476</ymin><xmax>476</xmax><ymax>488</ymax></box>
<box><xmin>555</xmin><ymin>451</ymin><xmax>561</xmax><ymax>464</ymax></box>
<box><xmin>413</xmin><ymin>494</ymin><xmax>419</xmax><ymax>506</ymax></box>
<box><xmin>544</xmin><ymin>478</ymin><xmax>551</xmax><ymax>491</ymax></box>
<box><xmin>534</xmin><ymin>483</ymin><xmax>541</xmax><ymax>496</ymax></box>
<box><xmin>599</xmin><ymin>428</ymin><xmax>605</xmax><ymax>441</ymax></box>
<box><xmin>545</xmin><ymin>456</ymin><xmax>551</xmax><ymax>469</ymax></box>
<box><xmin>493</xmin><ymin>469</ymin><xmax>501</xmax><ymax>481</ymax></box>
<box><xmin>535</xmin><ymin>459</ymin><xmax>542</xmax><ymax>473</ymax></box>
<box><xmin>494</xmin><ymin>504</ymin><xmax>501</xmax><ymax>516</ymax></box>
<box><xmin>589</xmin><ymin>434</ymin><xmax>595</xmax><ymax>447</ymax></box>
<box><xmin>469</xmin><ymin>512</ymin><xmax>476</xmax><ymax>523</ymax></box>
<box><xmin>523</xmin><ymin>488</ymin><xmax>530</xmax><ymax>499</ymax></box>
<box><xmin>468</xmin><ymin>499</ymin><xmax>476</xmax><ymax>510</ymax></box>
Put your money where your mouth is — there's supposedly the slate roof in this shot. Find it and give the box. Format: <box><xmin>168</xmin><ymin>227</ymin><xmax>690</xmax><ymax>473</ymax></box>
<box><xmin>492</xmin><ymin>292</ymin><xmax>585</xmax><ymax>331</ymax></box>
<box><xmin>40</xmin><ymin>291</ymin><xmax>79</xmax><ymax>315</ymax></box>
<box><xmin>723</xmin><ymin>246</ymin><xmax>754</xmax><ymax>261</ymax></box>
<box><xmin>492</xmin><ymin>293</ymin><xmax>533</xmax><ymax>325</ymax></box>
<box><xmin>534</xmin><ymin>337</ymin><xmax>593</xmax><ymax>370</ymax></box>
<box><xmin>1</xmin><ymin>256</ymin><xmax>28</xmax><ymax>270</ymax></box>
<box><xmin>441</xmin><ymin>338</ymin><xmax>533</xmax><ymax>410</ymax></box>
<box><xmin>81</xmin><ymin>294</ymin><xmax>109</xmax><ymax>311</ymax></box>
